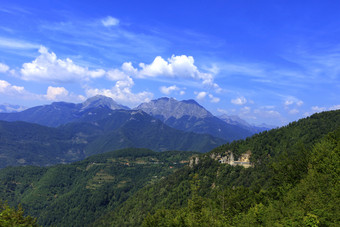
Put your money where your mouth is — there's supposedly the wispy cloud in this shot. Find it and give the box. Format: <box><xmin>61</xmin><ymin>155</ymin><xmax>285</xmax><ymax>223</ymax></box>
<box><xmin>0</xmin><ymin>37</ymin><xmax>40</xmax><ymax>50</ymax></box>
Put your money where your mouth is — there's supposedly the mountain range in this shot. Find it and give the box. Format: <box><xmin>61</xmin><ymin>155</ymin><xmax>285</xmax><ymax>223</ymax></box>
<box><xmin>0</xmin><ymin>95</ymin><xmax>271</xmax><ymax>168</ymax></box>
<box><xmin>0</xmin><ymin>106</ymin><xmax>224</xmax><ymax>168</ymax></box>
<box><xmin>135</xmin><ymin>97</ymin><xmax>270</xmax><ymax>140</ymax></box>
<box><xmin>0</xmin><ymin>109</ymin><xmax>338</xmax><ymax>226</ymax></box>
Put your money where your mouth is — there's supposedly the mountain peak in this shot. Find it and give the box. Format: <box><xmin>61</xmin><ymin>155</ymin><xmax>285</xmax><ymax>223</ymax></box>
<box><xmin>135</xmin><ymin>97</ymin><xmax>212</xmax><ymax>120</ymax></box>
<box><xmin>81</xmin><ymin>95</ymin><xmax>130</xmax><ymax>111</ymax></box>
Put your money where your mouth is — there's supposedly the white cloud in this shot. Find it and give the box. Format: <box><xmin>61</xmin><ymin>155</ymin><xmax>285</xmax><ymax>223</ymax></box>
<box><xmin>296</xmin><ymin>100</ymin><xmax>303</xmax><ymax>106</ymax></box>
<box><xmin>208</xmin><ymin>94</ymin><xmax>220</xmax><ymax>103</ymax></box>
<box><xmin>194</xmin><ymin>91</ymin><xmax>220</xmax><ymax>103</ymax></box>
<box><xmin>0</xmin><ymin>79</ymin><xmax>85</xmax><ymax>102</ymax></box>
<box><xmin>107</xmin><ymin>69</ymin><xmax>130</xmax><ymax>81</ymax></box>
<box><xmin>101</xmin><ymin>16</ymin><xmax>119</xmax><ymax>27</ymax></box>
<box><xmin>0</xmin><ymin>37</ymin><xmax>40</xmax><ymax>49</ymax></box>
<box><xmin>0</xmin><ymin>63</ymin><xmax>9</xmax><ymax>73</ymax></box>
<box><xmin>231</xmin><ymin>96</ymin><xmax>247</xmax><ymax>105</ymax></box>
<box><xmin>329</xmin><ymin>104</ymin><xmax>340</xmax><ymax>110</ymax></box>
<box><xmin>44</xmin><ymin>86</ymin><xmax>85</xmax><ymax>102</ymax></box>
<box><xmin>180</xmin><ymin>91</ymin><xmax>185</xmax><ymax>95</ymax></box>
<box><xmin>0</xmin><ymin>79</ymin><xmax>25</xmax><ymax>95</ymax></box>
<box><xmin>284</xmin><ymin>96</ymin><xmax>303</xmax><ymax>107</ymax></box>
<box><xmin>160</xmin><ymin>85</ymin><xmax>180</xmax><ymax>95</ymax></box>
<box><xmin>45</xmin><ymin>86</ymin><xmax>69</xmax><ymax>100</ymax></box>
<box><xmin>86</xmin><ymin>87</ymin><xmax>153</xmax><ymax>107</ymax></box>
<box><xmin>122</xmin><ymin>55</ymin><xmax>221</xmax><ymax>91</ymax></box>
<box><xmin>85</xmin><ymin>69</ymin><xmax>153</xmax><ymax>106</ymax></box>
<box><xmin>195</xmin><ymin>91</ymin><xmax>207</xmax><ymax>100</ymax></box>
<box><xmin>311</xmin><ymin>106</ymin><xmax>326</xmax><ymax>112</ymax></box>
<box><xmin>20</xmin><ymin>46</ymin><xmax>105</xmax><ymax>82</ymax></box>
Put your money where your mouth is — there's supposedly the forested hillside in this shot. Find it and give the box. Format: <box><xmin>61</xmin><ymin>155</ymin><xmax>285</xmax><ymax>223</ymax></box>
<box><xmin>0</xmin><ymin>108</ymin><xmax>225</xmax><ymax>168</ymax></box>
<box><xmin>94</xmin><ymin>110</ymin><xmax>340</xmax><ymax>226</ymax></box>
<box><xmin>0</xmin><ymin>148</ymin><xmax>197</xmax><ymax>226</ymax></box>
<box><xmin>0</xmin><ymin>110</ymin><xmax>338</xmax><ymax>226</ymax></box>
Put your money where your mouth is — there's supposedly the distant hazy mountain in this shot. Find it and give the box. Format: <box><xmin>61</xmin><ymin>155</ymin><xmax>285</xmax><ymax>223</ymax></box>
<box><xmin>0</xmin><ymin>107</ymin><xmax>225</xmax><ymax>168</ymax></box>
<box><xmin>0</xmin><ymin>95</ymin><xmax>129</xmax><ymax>127</ymax></box>
<box><xmin>81</xmin><ymin>95</ymin><xmax>129</xmax><ymax>111</ymax></box>
<box><xmin>0</xmin><ymin>103</ymin><xmax>26</xmax><ymax>113</ymax></box>
<box><xmin>136</xmin><ymin>97</ymin><xmax>254</xmax><ymax>141</ymax></box>
<box><xmin>136</xmin><ymin>97</ymin><xmax>212</xmax><ymax>120</ymax></box>
<box><xmin>218</xmin><ymin>114</ymin><xmax>274</xmax><ymax>133</ymax></box>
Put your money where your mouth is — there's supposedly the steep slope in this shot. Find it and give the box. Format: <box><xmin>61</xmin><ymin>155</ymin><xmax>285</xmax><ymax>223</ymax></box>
<box><xmin>136</xmin><ymin>97</ymin><xmax>213</xmax><ymax>120</ymax></box>
<box><xmin>0</xmin><ymin>148</ymin><xmax>198</xmax><ymax>227</ymax></box>
<box><xmin>0</xmin><ymin>120</ymin><xmax>86</xmax><ymax>168</ymax></box>
<box><xmin>0</xmin><ymin>95</ymin><xmax>129</xmax><ymax>127</ymax></box>
<box><xmin>95</xmin><ymin>109</ymin><xmax>340</xmax><ymax>226</ymax></box>
<box><xmin>0</xmin><ymin>108</ymin><xmax>225</xmax><ymax>168</ymax></box>
<box><xmin>218</xmin><ymin>114</ymin><xmax>274</xmax><ymax>133</ymax></box>
<box><xmin>80</xmin><ymin>95</ymin><xmax>129</xmax><ymax>111</ymax></box>
<box><xmin>83</xmin><ymin>109</ymin><xmax>225</xmax><ymax>156</ymax></box>
<box><xmin>136</xmin><ymin>97</ymin><xmax>254</xmax><ymax>141</ymax></box>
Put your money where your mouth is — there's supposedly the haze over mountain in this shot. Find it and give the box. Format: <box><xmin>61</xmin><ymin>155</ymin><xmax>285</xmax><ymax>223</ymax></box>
<box><xmin>0</xmin><ymin>104</ymin><xmax>27</xmax><ymax>113</ymax></box>
<box><xmin>218</xmin><ymin>114</ymin><xmax>274</xmax><ymax>133</ymax></box>
<box><xmin>0</xmin><ymin>95</ymin><xmax>129</xmax><ymax>127</ymax></box>
<box><xmin>0</xmin><ymin>95</ymin><xmax>260</xmax><ymax>142</ymax></box>
<box><xmin>0</xmin><ymin>104</ymin><xmax>225</xmax><ymax>168</ymax></box>
<box><xmin>1</xmin><ymin>109</ymin><xmax>338</xmax><ymax>226</ymax></box>
<box><xmin>136</xmin><ymin>97</ymin><xmax>255</xmax><ymax>141</ymax></box>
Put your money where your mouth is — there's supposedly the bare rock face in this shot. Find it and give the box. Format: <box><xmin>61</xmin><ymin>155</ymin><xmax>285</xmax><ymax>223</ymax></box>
<box><xmin>81</xmin><ymin>95</ymin><xmax>130</xmax><ymax>111</ymax></box>
<box><xmin>214</xmin><ymin>150</ymin><xmax>253</xmax><ymax>168</ymax></box>
<box><xmin>135</xmin><ymin>97</ymin><xmax>212</xmax><ymax>121</ymax></box>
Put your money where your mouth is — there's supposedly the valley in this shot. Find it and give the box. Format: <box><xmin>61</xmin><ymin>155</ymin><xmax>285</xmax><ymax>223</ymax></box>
<box><xmin>0</xmin><ymin>99</ymin><xmax>338</xmax><ymax>226</ymax></box>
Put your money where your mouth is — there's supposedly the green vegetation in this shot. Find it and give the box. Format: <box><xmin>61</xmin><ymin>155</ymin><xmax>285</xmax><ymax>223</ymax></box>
<box><xmin>0</xmin><ymin>148</ymin><xmax>197</xmax><ymax>226</ymax></box>
<box><xmin>0</xmin><ymin>110</ymin><xmax>339</xmax><ymax>226</ymax></box>
<box><xmin>0</xmin><ymin>110</ymin><xmax>225</xmax><ymax>168</ymax></box>
<box><xmin>0</xmin><ymin>201</ymin><xmax>38</xmax><ymax>226</ymax></box>
<box><xmin>95</xmin><ymin>110</ymin><xmax>340</xmax><ymax>226</ymax></box>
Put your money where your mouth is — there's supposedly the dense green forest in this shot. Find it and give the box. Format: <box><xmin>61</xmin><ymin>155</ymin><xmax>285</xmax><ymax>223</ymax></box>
<box><xmin>0</xmin><ymin>148</ymin><xmax>197</xmax><ymax>226</ymax></box>
<box><xmin>0</xmin><ymin>110</ymin><xmax>339</xmax><ymax>226</ymax></box>
<box><xmin>95</xmin><ymin>110</ymin><xmax>340</xmax><ymax>226</ymax></box>
<box><xmin>0</xmin><ymin>201</ymin><xmax>38</xmax><ymax>226</ymax></box>
<box><xmin>0</xmin><ymin>109</ymin><xmax>225</xmax><ymax>168</ymax></box>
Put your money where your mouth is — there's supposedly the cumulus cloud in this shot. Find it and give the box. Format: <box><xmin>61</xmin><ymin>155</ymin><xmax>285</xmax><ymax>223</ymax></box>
<box><xmin>194</xmin><ymin>91</ymin><xmax>219</xmax><ymax>103</ymax></box>
<box><xmin>231</xmin><ymin>96</ymin><xmax>247</xmax><ymax>105</ymax></box>
<box><xmin>0</xmin><ymin>63</ymin><xmax>9</xmax><ymax>73</ymax></box>
<box><xmin>101</xmin><ymin>16</ymin><xmax>119</xmax><ymax>27</ymax></box>
<box><xmin>121</xmin><ymin>55</ymin><xmax>221</xmax><ymax>91</ymax></box>
<box><xmin>0</xmin><ymin>79</ymin><xmax>85</xmax><ymax>102</ymax></box>
<box><xmin>85</xmin><ymin>68</ymin><xmax>153</xmax><ymax>106</ymax></box>
<box><xmin>0</xmin><ymin>79</ymin><xmax>25</xmax><ymax>95</ymax></box>
<box><xmin>45</xmin><ymin>86</ymin><xmax>69</xmax><ymax>100</ymax></box>
<box><xmin>160</xmin><ymin>85</ymin><xmax>180</xmax><ymax>95</ymax></box>
<box><xmin>195</xmin><ymin>91</ymin><xmax>207</xmax><ymax>100</ymax></box>
<box><xmin>44</xmin><ymin>86</ymin><xmax>85</xmax><ymax>102</ymax></box>
<box><xmin>20</xmin><ymin>46</ymin><xmax>106</xmax><ymax>82</ymax></box>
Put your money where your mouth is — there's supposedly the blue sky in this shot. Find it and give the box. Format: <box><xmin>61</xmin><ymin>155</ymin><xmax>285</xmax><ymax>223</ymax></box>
<box><xmin>0</xmin><ymin>0</ymin><xmax>339</xmax><ymax>126</ymax></box>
